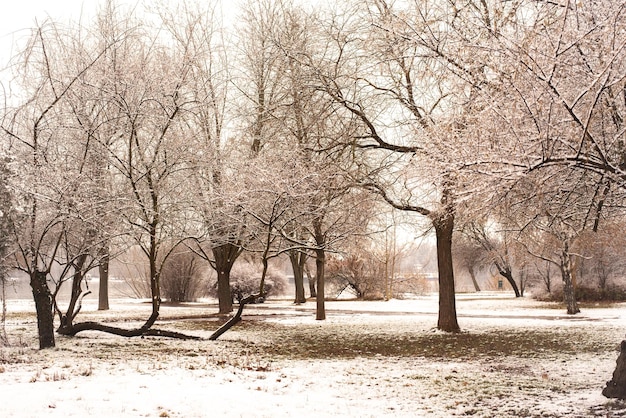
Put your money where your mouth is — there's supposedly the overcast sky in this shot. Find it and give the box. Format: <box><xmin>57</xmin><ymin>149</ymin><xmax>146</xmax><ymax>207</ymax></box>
<box><xmin>0</xmin><ymin>1</ymin><xmax>102</xmax><ymax>72</ymax></box>
<box><xmin>0</xmin><ymin>0</ymin><xmax>243</xmax><ymax>74</ymax></box>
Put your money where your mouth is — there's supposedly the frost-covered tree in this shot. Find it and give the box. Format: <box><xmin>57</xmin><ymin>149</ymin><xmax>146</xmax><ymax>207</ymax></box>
<box><xmin>166</xmin><ymin>1</ymin><xmax>242</xmax><ymax>316</ymax></box>
<box><xmin>86</xmin><ymin>4</ymin><xmax>206</xmax><ymax>336</ymax></box>
<box><xmin>452</xmin><ymin>233</ymin><xmax>485</xmax><ymax>293</ymax></box>
<box><xmin>234</xmin><ymin>0</ymin><xmax>368</xmax><ymax>320</ymax></box>
<box><xmin>2</xmin><ymin>2</ymin><xmax>216</xmax><ymax>342</ymax></box>
<box><xmin>1</xmin><ymin>16</ymin><xmax>121</xmax><ymax>348</ymax></box>
<box><xmin>303</xmin><ymin>0</ymin><xmax>526</xmax><ymax>332</ymax></box>
<box><xmin>461</xmin><ymin>221</ymin><xmax>525</xmax><ymax>297</ymax></box>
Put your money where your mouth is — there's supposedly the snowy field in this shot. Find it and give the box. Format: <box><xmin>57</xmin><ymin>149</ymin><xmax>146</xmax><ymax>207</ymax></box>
<box><xmin>1</xmin><ymin>293</ymin><xmax>626</xmax><ymax>417</ymax></box>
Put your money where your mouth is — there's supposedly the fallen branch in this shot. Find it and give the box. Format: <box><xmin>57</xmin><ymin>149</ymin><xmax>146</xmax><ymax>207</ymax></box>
<box><xmin>209</xmin><ymin>293</ymin><xmax>261</xmax><ymax>341</ymax></box>
<box><xmin>58</xmin><ymin>320</ymin><xmax>200</xmax><ymax>340</ymax></box>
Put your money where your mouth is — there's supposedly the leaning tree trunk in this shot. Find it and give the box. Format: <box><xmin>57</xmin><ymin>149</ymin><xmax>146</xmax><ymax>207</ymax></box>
<box><xmin>57</xmin><ymin>268</ymin><xmax>191</xmax><ymax>339</ymax></box>
<box><xmin>57</xmin><ymin>253</ymin><xmax>90</xmax><ymax>333</ymax></box>
<box><xmin>603</xmin><ymin>340</ymin><xmax>626</xmax><ymax>399</ymax></box>
<box><xmin>468</xmin><ymin>265</ymin><xmax>481</xmax><ymax>292</ymax></box>
<box><xmin>210</xmin><ymin>243</ymin><xmax>275</xmax><ymax>341</ymax></box>
<box><xmin>498</xmin><ymin>267</ymin><xmax>521</xmax><ymax>297</ymax></box>
<box><xmin>30</xmin><ymin>270</ymin><xmax>55</xmax><ymax>349</ymax></box>
<box><xmin>57</xmin><ymin>223</ymin><xmax>169</xmax><ymax>338</ymax></box>
<box><xmin>433</xmin><ymin>210</ymin><xmax>460</xmax><ymax>333</ymax></box>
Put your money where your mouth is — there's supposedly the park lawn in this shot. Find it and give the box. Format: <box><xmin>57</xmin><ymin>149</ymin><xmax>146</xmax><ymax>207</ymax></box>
<box><xmin>0</xmin><ymin>293</ymin><xmax>625</xmax><ymax>417</ymax></box>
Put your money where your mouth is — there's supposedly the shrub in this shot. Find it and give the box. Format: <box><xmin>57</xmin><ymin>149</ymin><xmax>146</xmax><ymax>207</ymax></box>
<box><xmin>207</xmin><ymin>261</ymin><xmax>288</xmax><ymax>303</ymax></box>
<box><xmin>325</xmin><ymin>254</ymin><xmax>386</xmax><ymax>300</ymax></box>
<box><xmin>160</xmin><ymin>251</ymin><xmax>207</xmax><ymax>303</ymax></box>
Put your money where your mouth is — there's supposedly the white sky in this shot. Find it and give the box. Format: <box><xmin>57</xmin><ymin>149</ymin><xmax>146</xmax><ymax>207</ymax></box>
<box><xmin>0</xmin><ymin>0</ymin><xmax>241</xmax><ymax>81</ymax></box>
<box><xmin>0</xmin><ymin>1</ymin><xmax>103</xmax><ymax>66</ymax></box>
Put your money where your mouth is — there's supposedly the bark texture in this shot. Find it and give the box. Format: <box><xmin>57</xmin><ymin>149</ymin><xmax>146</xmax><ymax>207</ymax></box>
<box><xmin>31</xmin><ymin>270</ymin><xmax>55</xmax><ymax>349</ymax></box>
<box><xmin>289</xmin><ymin>250</ymin><xmax>307</xmax><ymax>304</ymax></box>
<box><xmin>212</xmin><ymin>243</ymin><xmax>241</xmax><ymax>314</ymax></box>
<box><xmin>315</xmin><ymin>247</ymin><xmax>326</xmax><ymax>320</ymax></box>
<box><xmin>603</xmin><ymin>340</ymin><xmax>626</xmax><ymax>399</ymax></box>
<box><xmin>560</xmin><ymin>246</ymin><xmax>580</xmax><ymax>315</ymax></box>
<box><xmin>433</xmin><ymin>210</ymin><xmax>460</xmax><ymax>333</ymax></box>
<box><xmin>98</xmin><ymin>247</ymin><xmax>110</xmax><ymax>311</ymax></box>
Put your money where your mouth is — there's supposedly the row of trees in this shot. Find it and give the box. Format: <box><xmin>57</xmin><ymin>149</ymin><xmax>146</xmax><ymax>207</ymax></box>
<box><xmin>453</xmin><ymin>218</ymin><xmax>626</xmax><ymax>297</ymax></box>
<box><xmin>1</xmin><ymin>0</ymin><xmax>625</xmax><ymax>352</ymax></box>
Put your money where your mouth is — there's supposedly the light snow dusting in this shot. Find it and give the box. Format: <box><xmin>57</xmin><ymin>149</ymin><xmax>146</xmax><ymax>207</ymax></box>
<box><xmin>1</xmin><ymin>293</ymin><xmax>625</xmax><ymax>417</ymax></box>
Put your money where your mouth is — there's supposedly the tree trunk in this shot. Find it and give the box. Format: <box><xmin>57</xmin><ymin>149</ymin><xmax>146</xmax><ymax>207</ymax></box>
<box><xmin>30</xmin><ymin>270</ymin><xmax>55</xmax><ymax>349</ymax></box>
<box><xmin>315</xmin><ymin>247</ymin><xmax>325</xmax><ymax>320</ymax></box>
<box><xmin>433</xmin><ymin>210</ymin><xmax>460</xmax><ymax>333</ymax></box>
<box><xmin>542</xmin><ymin>261</ymin><xmax>553</xmax><ymax>294</ymax></box>
<box><xmin>306</xmin><ymin>263</ymin><xmax>316</xmax><ymax>298</ymax></box>
<box><xmin>603</xmin><ymin>340</ymin><xmax>626</xmax><ymax>399</ymax></box>
<box><xmin>289</xmin><ymin>250</ymin><xmax>307</xmax><ymax>304</ymax></box>
<box><xmin>98</xmin><ymin>245</ymin><xmax>110</xmax><ymax>311</ymax></box>
<box><xmin>1</xmin><ymin>269</ymin><xmax>8</xmax><ymax>345</ymax></box>
<box><xmin>216</xmin><ymin>269</ymin><xmax>232</xmax><ymax>314</ymax></box>
<box><xmin>209</xmin><ymin>293</ymin><xmax>258</xmax><ymax>340</ymax></box>
<box><xmin>212</xmin><ymin>243</ymin><xmax>241</xmax><ymax>314</ymax></box>
<box><xmin>560</xmin><ymin>245</ymin><xmax>580</xmax><ymax>315</ymax></box>
<box><xmin>57</xmin><ymin>261</ymin><xmax>178</xmax><ymax>339</ymax></box>
<box><xmin>59</xmin><ymin>273</ymin><xmax>161</xmax><ymax>338</ymax></box>
<box><xmin>58</xmin><ymin>253</ymin><xmax>89</xmax><ymax>332</ymax></box>
<box><xmin>498</xmin><ymin>267</ymin><xmax>521</xmax><ymax>297</ymax></box>
<box><xmin>313</xmin><ymin>217</ymin><xmax>326</xmax><ymax>320</ymax></box>
<box><xmin>468</xmin><ymin>265</ymin><xmax>481</xmax><ymax>292</ymax></box>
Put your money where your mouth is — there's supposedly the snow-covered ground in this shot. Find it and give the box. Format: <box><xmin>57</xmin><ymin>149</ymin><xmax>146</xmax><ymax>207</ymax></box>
<box><xmin>1</xmin><ymin>293</ymin><xmax>625</xmax><ymax>417</ymax></box>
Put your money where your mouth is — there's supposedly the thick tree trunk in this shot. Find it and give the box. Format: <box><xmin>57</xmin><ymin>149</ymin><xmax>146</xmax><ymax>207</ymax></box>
<box><xmin>603</xmin><ymin>340</ymin><xmax>626</xmax><ymax>399</ymax></box>
<box><xmin>433</xmin><ymin>211</ymin><xmax>460</xmax><ymax>333</ymax></box>
<box><xmin>30</xmin><ymin>270</ymin><xmax>55</xmax><ymax>349</ymax></box>
<box><xmin>560</xmin><ymin>246</ymin><xmax>580</xmax><ymax>315</ymax></box>
<box><xmin>212</xmin><ymin>243</ymin><xmax>241</xmax><ymax>314</ymax></box>
<box><xmin>313</xmin><ymin>218</ymin><xmax>326</xmax><ymax>320</ymax></box>
<box><xmin>315</xmin><ymin>247</ymin><xmax>325</xmax><ymax>320</ymax></box>
<box><xmin>562</xmin><ymin>270</ymin><xmax>580</xmax><ymax>314</ymax></box>
<box><xmin>216</xmin><ymin>269</ymin><xmax>232</xmax><ymax>314</ymax></box>
<box><xmin>98</xmin><ymin>246</ymin><xmax>110</xmax><ymax>311</ymax></box>
<box><xmin>289</xmin><ymin>250</ymin><xmax>307</xmax><ymax>304</ymax></box>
